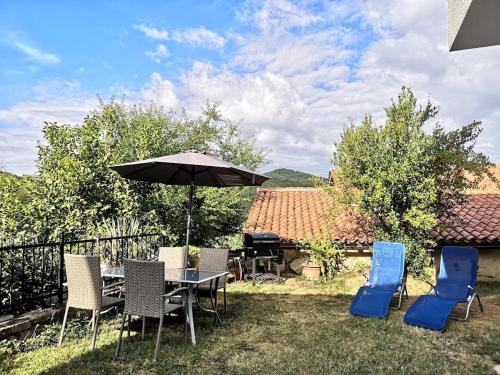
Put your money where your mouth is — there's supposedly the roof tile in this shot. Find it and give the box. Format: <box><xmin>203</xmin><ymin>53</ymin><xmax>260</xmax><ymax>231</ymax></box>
<box><xmin>245</xmin><ymin>188</ymin><xmax>500</xmax><ymax>246</ymax></box>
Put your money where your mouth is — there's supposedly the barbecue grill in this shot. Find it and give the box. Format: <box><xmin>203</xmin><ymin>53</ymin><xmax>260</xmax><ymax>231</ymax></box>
<box><xmin>243</xmin><ymin>232</ymin><xmax>283</xmax><ymax>285</ymax></box>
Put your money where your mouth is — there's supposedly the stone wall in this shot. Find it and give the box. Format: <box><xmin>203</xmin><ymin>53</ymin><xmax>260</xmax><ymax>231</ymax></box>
<box><xmin>282</xmin><ymin>247</ymin><xmax>372</xmax><ymax>275</ymax></box>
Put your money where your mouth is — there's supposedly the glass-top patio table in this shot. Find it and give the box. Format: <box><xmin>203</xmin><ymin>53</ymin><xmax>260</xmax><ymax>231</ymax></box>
<box><xmin>101</xmin><ymin>264</ymin><xmax>228</xmax><ymax>345</ymax></box>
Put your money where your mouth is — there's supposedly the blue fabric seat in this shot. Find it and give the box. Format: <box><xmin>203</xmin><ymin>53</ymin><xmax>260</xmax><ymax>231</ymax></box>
<box><xmin>350</xmin><ymin>242</ymin><xmax>406</xmax><ymax>319</ymax></box>
<box><xmin>403</xmin><ymin>246</ymin><xmax>483</xmax><ymax>331</ymax></box>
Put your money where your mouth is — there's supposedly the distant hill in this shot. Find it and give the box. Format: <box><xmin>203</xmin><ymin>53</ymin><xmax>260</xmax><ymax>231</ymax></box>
<box><xmin>262</xmin><ymin>168</ymin><xmax>324</xmax><ymax>187</ymax></box>
<box><xmin>0</xmin><ymin>171</ymin><xmax>18</xmax><ymax>179</ymax></box>
<box><xmin>241</xmin><ymin>168</ymin><xmax>324</xmax><ymax>214</ymax></box>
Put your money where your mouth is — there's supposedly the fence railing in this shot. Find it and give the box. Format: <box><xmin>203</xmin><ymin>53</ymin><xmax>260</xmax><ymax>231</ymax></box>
<box><xmin>0</xmin><ymin>233</ymin><xmax>165</xmax><ymax>316</ymax></box>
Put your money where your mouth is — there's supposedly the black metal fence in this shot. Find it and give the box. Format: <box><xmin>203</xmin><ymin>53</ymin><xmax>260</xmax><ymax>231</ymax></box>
<box><xmin>0</xmin><ymin>233</ymin><xmax>165</xmax><ymax>316</ymax></box>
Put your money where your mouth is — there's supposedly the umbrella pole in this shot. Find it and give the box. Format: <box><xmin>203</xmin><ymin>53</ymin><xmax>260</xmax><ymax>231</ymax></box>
<box><xmin>185</xmin><ymin>173</ymin><xmax>194</xmax><ymax>267</ymax></box>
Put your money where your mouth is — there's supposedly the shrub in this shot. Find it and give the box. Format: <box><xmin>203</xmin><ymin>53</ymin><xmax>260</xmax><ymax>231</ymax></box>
<box><xmin>300</xmin><ymin>236</ymin><xmax>346</xmax><ymax>279</ymax></box>
<box><xmin>329</xmin><ymin>87</ymin><xmax>496</xmax><ymax>277</ymax></box>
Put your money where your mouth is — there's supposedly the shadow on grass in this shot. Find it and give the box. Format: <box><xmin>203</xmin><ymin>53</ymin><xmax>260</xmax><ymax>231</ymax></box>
<box><xmin>4</xmin><ymin>281</ymin><xmax>500</xmax><ymax>375</ymax></box>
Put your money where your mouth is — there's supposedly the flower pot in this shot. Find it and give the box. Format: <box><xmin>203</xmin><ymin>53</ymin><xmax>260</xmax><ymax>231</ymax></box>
<box><xmin>302</xmin><ymin>262</ymin><xmax>321</xmax><ymax>280</ymax></box>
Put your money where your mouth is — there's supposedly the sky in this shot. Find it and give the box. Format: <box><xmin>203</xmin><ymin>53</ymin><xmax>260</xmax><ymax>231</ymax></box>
<box><xmin>1</xmin><ymin>0</ymin><xmax>499</xmax><ymax>176</ymax></box>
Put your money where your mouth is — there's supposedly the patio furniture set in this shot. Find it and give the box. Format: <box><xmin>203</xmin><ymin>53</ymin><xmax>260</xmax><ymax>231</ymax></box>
<box><xmin>58</xmin><ymin>247</ymin><xmax>229</xmax><ymax>361</ymax></box>
<box><xmin>350</xmin><ymin>242</ymin><xmax>483</xmax><ymax>331</ymax></box>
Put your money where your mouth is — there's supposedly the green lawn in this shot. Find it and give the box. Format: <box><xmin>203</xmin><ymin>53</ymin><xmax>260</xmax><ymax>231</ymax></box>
<box><xmin>2</xmin><ymin>271</ymin><xmax>500</xmax><ymax>375</ymax></box>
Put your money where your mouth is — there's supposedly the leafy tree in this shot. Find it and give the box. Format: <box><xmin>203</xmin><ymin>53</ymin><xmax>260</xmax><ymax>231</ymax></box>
<box><xmin>0</xmin><ymin>100</ymin><xmax>267</xmax><ymax>245</ymax></box>
<box><xmin>330</xmin><ymin>87</ymin><xmax>495</xmax><ymax>277</ymax></box>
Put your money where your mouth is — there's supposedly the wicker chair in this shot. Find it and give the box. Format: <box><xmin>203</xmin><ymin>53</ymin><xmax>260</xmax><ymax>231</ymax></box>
<box><xmin>58</xmin><ymin>254</ymin><xmax>124</xmax><ymax>349</ymax></box>
<box><xmin>197</xmin><ymin>248</ymin><xmax>229</xmax><ymax>317</ymax></box>
<box><xmin>158</xmin><ymin>247</ymin><xmax>186</xmax><ymax>269</ymax></box>
<box><xmin>115</xmin><ymin>259</ymin><xmax>188</xmax><ymax>362</ymax></box>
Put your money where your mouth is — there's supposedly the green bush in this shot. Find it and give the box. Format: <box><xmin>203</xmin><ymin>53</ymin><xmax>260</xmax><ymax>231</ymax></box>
<box><xmin>0</xmin><ymin>319</ymin><xmax>89</xmax><ymax>358</ymax></box>
<box><xmin>329</xmin><ymin>87</ymin><xmax>496</xmax><ymax>277</ymax></box>
<box><xmin>300</xmin><ymin>237</ymin><xmax>346</xmax><ymax>279</ymax></box>
<box><xmin>0</xmin><ymin>101</ymin><xmax>267</xmax><ymax>246</ymax></box>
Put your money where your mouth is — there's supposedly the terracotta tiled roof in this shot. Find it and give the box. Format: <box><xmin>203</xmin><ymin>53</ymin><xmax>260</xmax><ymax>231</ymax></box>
<box><xmin>244</xmin><ymin>188</ymin><xmax>372</xmax><ymax>246</ymax></box>
<box><xmin>432</xmin><ymin>194</ymin><xmax>500</xmax><ymax>246</ymax></box>
<box><xmin>245</xmin><ymin>188</ymin><xmax>500</xmax><ymax>247</ymax></box>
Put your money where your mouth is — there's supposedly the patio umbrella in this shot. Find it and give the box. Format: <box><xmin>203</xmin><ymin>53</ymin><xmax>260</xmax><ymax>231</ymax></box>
<box><xmin>109</xmin><ymin>151</ymin><xmax>270</xmax><ymax>258</ymax></box>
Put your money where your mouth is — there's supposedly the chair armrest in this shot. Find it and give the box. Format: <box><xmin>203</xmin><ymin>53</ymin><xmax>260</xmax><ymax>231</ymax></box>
<box><xmin>102</xmin><ymin>281</ymin><xmax>124</xmax><ymax>290</ymax></box>
<box><xmin>467</xmin><ymin>285</ymin><xmax>478</xmax><ymax>293</ymax></box>
<box><xmin>162</xmin><ymin>287</ymin><xmax>188</xmax><ymax>299</ymax></box>
<box><xmin>425</xmin><ymin>280</ymin><xmax>436</xmax><ymax>294</ymax></box>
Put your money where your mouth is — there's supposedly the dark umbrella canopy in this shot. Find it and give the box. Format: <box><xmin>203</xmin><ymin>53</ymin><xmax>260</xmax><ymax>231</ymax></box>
<box><xmin>110</xmin><ymin>151</ymin><xmax>269</xmax><ymax>187</ymax></box>
<box><xmin>110</xmin><ymin>151</ymin><xmax>270</xmax><ymax>260</ymax></box>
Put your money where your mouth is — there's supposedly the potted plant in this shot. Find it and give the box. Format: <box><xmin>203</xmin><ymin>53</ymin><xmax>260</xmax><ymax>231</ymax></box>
<box><xmin>188</xmin><ymin>246</ymin><xmax>200</xmax><ymax>268</ymax></box>
<box><xmin>300</xmin><ymin>237</ymin><xmax>346</xmax><ymax>280</ymax></box>
<box><xmin>302</xmin><ymin>256</ymin><xmax>322</xmax><ymax>280</ymax></box>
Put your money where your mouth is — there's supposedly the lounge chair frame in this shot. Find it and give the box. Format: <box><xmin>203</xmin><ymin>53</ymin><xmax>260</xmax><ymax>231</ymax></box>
<box><xmin>361</xmin><ymin>273</ymin><xmax>408</xmax><ymax>311</ymax></box>
<box><xmin>426</xmin><ymin>281</ymin><xmax>484</xmax><ymax>321</ymax></box>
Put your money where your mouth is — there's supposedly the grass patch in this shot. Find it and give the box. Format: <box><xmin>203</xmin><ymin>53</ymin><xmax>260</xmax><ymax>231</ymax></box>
<box><xmin>1</xmin><ymin>270</ymin><xmax>499</xmax><ymax>374</ymax></box>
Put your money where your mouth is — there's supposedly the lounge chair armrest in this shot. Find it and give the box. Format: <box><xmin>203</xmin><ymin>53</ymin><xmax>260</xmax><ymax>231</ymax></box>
<box><xmin>102</xmin><ymin>281</ymin><xmax>124</xmax><ymax>290</ymax></box>
<box><xmin>424</xmin><ymin>280</ymin><xmax>435</xmax><ymax>288</ymax></box>
<box><xmin>467</xmin><ymin>285</ymin><xmax>478</xmax><ymax>293</ymax></box>
<box><xmin>162</xmin><ymin>287</ymin><xmax>188</xmax><ymax>299</ymax></box>
<box><xmin>423</xmin><ymin>280</ymin><xmax>435</xmax><ymax>294</ymax></box>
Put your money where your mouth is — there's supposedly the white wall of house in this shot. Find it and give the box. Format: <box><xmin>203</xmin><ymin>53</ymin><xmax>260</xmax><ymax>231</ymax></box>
<box><xmin>448</xmin><ymin>0</ymin><xmax>500</xmax><ymax>50</ymax></box>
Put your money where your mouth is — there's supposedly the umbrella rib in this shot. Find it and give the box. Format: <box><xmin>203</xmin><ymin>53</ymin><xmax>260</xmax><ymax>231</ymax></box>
<box><xmin>164</xmin><ymin>165</ymin><xmax>187</xmax><ymax>185</ymax></box>
<box><xmin>121</xmin><ymin>162</ymin><xmax>158</xmax><ymax>179</ymax></box>
<box><xmin>163</xmin><ymin>164</ymin><xmax>207</xmax><ymax>184</ymax></box>
<box><xmin>228</xmin><ymin>167</ymin><xmax>255</xmax><ymax>185</ymax></box>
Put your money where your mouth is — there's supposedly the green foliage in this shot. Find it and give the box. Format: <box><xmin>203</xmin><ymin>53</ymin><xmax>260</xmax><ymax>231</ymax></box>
<box><xmin>331</xmin><ymin>87</ymin><xmax>495</xmax><ymax>277</ymax></box>
<box><xmin>0</xmin><ymin>319</ymin><xmax>89</xmax><ymax>358</ymax></box>
<box><xmin>300</xmin><ymin>236</ymin><xmax>346</xmax><ymax>279</ymax></box>
<box><xmin>262</xmin><ymin>168</ymin><xmax>322</xmax><ymax>187</ymax></box>
<box><xmin>0</xmin><ymin>173</ymin><xmax>37</xmax><ymax>244</ymax></box>
<box><xmin>209</xmin><ymin>233</ymin><xmax>243</xmax><ymax>250</ymax></box>
<box><xmin>0</xmin><ymin>100</ymin><xmax>267</xmax><ymax>245</ymax></box>
<box><xmin>96</xmin><ymin>217</ymin><xmax>141</xmax><ymax>238</ymax></box>
<box><xmin>187</xmin><ymin>245</ymin><xmax>200</xmax><ymax>267</ymax></box>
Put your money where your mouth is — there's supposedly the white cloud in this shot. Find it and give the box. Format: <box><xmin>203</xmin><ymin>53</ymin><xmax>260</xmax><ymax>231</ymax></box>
<box><xmin>11</xmin><ymin>40</ymin><xmax>60</xmax><ymax>64</ymax></box>
<box><xmin>2</xmin><ymin>0</ymin><xmax>500</xmax><ymax>176</ymax></box>
<box><xmin>176</xmin><ymin>0</ymin><xmax>500</xmax><ymax>174</ymax></box>
<box><xmin>237</xmin><ymin>0</ymin><xmax>323</xmax><ymax>31</ymax></box>
<box><xmin>145</xmin><ymin>44</ymin><xmax>169</xmax><ymax>63</ymax></box>
<box><xmin>134</xmin><ymin>24</ymin><xmax>169</xmax><ymax>40</ymax></box>
<box><xmin>171</xmin><ymin>27</ymin><xmax>226</xmax><ymax>50</ymax></box>
<box><xmin>140</xmin><ymin>72</ymin><xmax>179</xmax><ymax>109</ymax></box>
<box><xmin>0</xmin><ymin>90</ymin><xmax>96</xmax><ymax>174</ymax></box>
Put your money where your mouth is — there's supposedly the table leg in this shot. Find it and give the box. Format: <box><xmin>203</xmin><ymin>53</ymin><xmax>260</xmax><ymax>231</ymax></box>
<box><xmin>252</xmin><ymin>257</ymin><xmax>256</xmax><ymax>286</ymax></box>
<box><xmin>212</xmin><ymin>277</ymin><xmax>223</xmax><ymax>326</ymax></box>
<box><xmin>187</xmin><ymin>285</ymin><xmax>196</xmax><ymax>345</ymax></box>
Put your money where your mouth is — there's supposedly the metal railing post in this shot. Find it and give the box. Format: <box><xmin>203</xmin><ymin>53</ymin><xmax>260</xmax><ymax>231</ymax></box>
<box><xmin>58</xmin><ymin>233</ymin><xmax>65</xmax><ymax>305</ymax></box>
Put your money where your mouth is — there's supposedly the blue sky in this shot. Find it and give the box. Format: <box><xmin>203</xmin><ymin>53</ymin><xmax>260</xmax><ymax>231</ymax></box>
<box><xmin>0</xmin><ymin>1</ymin><xmax>244</xmax><ymax>105</ymax></box>
<box><xmin>1</xmin><ymin>0</ymin><xmax>499</xmax><ymax>175</ymax></box>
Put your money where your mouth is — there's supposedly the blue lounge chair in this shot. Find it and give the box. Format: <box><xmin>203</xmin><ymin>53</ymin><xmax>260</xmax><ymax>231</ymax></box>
<box><xmin>350</xmin><ymin>242</ymin><xmax>407</xmax><ymax>319</ymax></box>
<box><xmin>404</xmin><ymin>246</ymin><xmax>483</xmax><ymax>331</ymax></box>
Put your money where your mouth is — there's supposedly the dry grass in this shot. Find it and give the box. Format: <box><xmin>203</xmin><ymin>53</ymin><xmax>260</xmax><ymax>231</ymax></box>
<box><xmin>1</xmin><ymin>270</ymin><xmax>499</xmax><ymax>375</ymax></box>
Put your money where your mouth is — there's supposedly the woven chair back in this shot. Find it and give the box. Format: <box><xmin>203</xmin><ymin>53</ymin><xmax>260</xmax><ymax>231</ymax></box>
<box><xmin>158</xmin><ymin>247</ymin><xmax>186</xmax><ymax>269</ymax></box>
<box><xmin>199</xmin><ymin>248</ymin><xmax>229</xmax><ymax>272</ymax></box>
<box><xmin>123</xmin><ymin>259</ymin><xmax>164</xmax><ymax>318</ymax></box>
<box><xmin>65</xmin><ymin>254</ymin><xmax>102</xmax><ymax>310</ymax></box>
